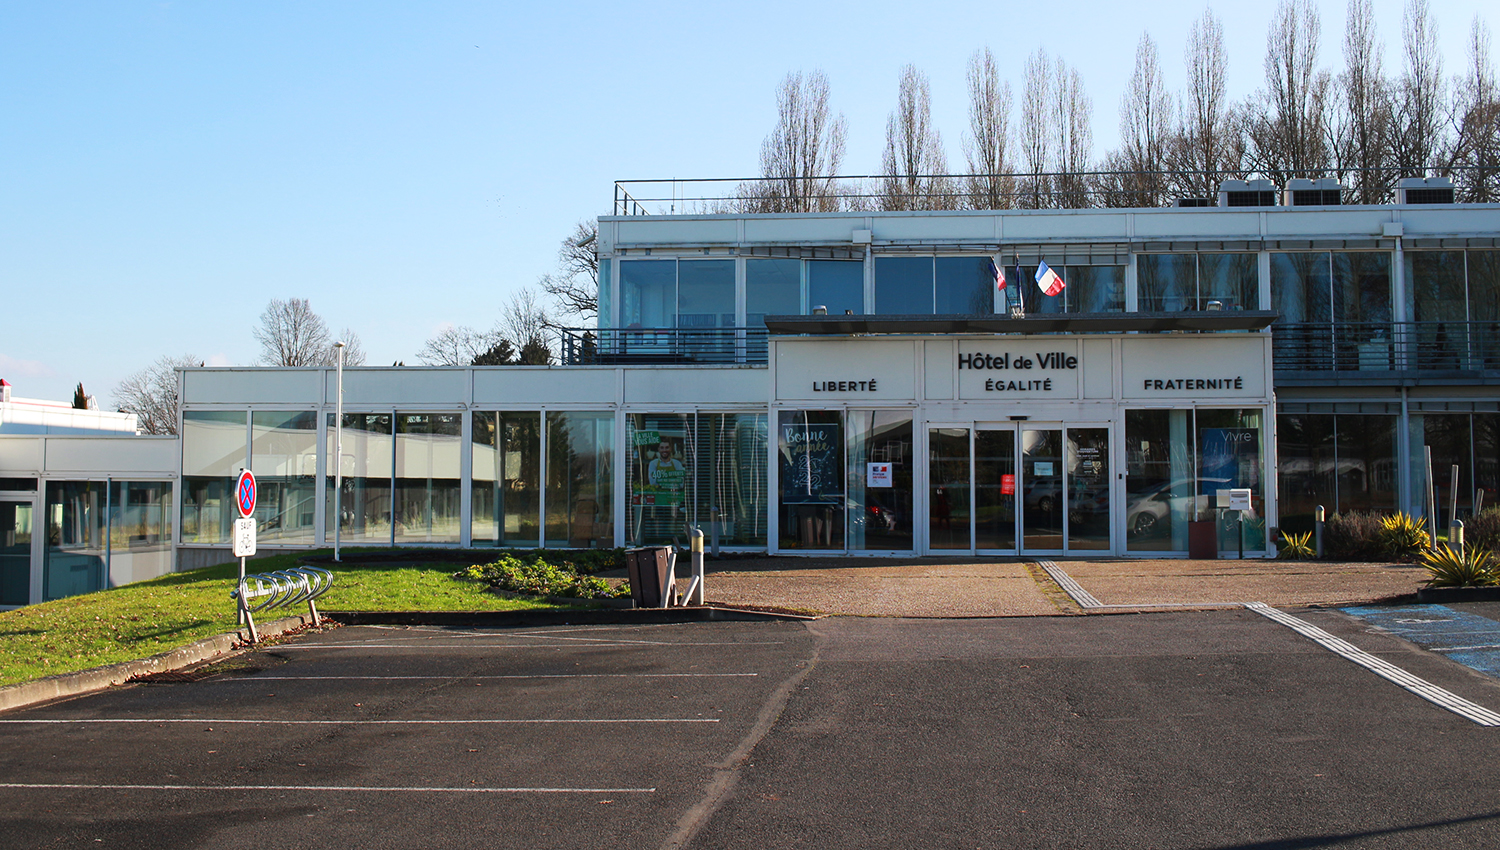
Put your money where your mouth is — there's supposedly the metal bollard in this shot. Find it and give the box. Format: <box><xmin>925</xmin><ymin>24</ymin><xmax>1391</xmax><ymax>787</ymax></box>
<box><xmin>1452</xmin><ymin>519</ymin><xmax>1465</xmax><ymax>554</ymax></box>
<box><xmin>1314</xmin><ymin>505</ymin><xmax>1325</xmax><ymax>559</ymax></box>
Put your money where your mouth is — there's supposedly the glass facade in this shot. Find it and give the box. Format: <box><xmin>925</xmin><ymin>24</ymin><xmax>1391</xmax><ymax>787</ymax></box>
<box><xmin>846</xmin><ymin>411</ymin><xmax>913</xmax><ymax>550</ymax></box>
<box><xmin>394</xmin><ymin>413</ymin><xmax>463</xmax><ymax>544</ymax></box>
<box><xmin>471</xmin><ymin>411</ymin><xmax>542</xmax><ymax>547</ymax></box>
<box><xmin>44</xmin><ymin>481</ymin><xmax>107</xmax><ymax>601</ymax></box>
<box><xmin>182</xmin><ymin>410</ymin><xmax>247</xmax><ymax>545</ymax></box>
<box><xmin>0</xmin><ymin>499</ymin><xmax>31</xmax><ymax>606</ymax></box>
<box><xmin>1139</xmin><ymin>253</ymin><xmax>1258</xmax><ymax>311</ymax></box>
<box><xmin>627</xmin><ymin>412</ymin><xmax>769</xmax><ymax>547</ymax></box>
<box><xmin>1124</xmin><ymin>408</ymin><xmax>1265</xmax><ymax>552</ymax></box>
<box><xmin>928</xmin><ymin>428</ymin><xmax>971</xmax><ymax>550</ymax></box>
<box><xmin>326</xmin><ymin>413</ymin><xmax>394</xmax><ymax>544</ymax></box>
<box><xmin>545</xmin><ymin>412</ymin><xmax>614</xmax><ymax>548</ymax></box>
<box><xmin>251</xmin><ymin>411</ymin><xmax>318</xmax><ymax>545</ymax></box>
<box><xmin>778</xmin><ymin>410</ymin><xmax>845</xmax><ymax>549</ymax></box>
<box><xmin>1276</xmin><ymin>413</ymin><xmax>1398</xmax><ymax>532</ymax></box>
<box><xmin>106</xmin><ymin>481</ymin><xmax>173</xmax><ymax>585</ymax></box>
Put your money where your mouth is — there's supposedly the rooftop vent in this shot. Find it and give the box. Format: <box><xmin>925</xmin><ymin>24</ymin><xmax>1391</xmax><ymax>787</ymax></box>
<box><xmin>1396</xmin><ymin>176</ymin><xmax>1455</xmax><ymax>205</ymax></box>
<box><xmin>1218</xmin><ymin>179</ymin><xmax>1278</xmax><ymax>208</ymax></box>
<box><xmin>1284</xmin><ymin>178</ymin><xmax>1343</xmax><ymax>206</ymax></box>
<box><xmin>1174</xmin><ymin>197</ymin><xmax>1214</xmax><ymax>208</ymax></box>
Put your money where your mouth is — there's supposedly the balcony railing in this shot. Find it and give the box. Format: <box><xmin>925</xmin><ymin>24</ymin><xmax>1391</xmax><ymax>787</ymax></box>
<box><xmin>1272</xmin><ymin>321</ymin><xmax>1500</xmax><ymax>375</ymax></box>
<box><xmin>557</xmin><ymin>322</ymin><xmax>1500</xmax><ymax>375</ymax></box>
<box><xmin>559</xmin><ymin>328</ymin><xmax>770</xmax><ymax>366</ymax></box>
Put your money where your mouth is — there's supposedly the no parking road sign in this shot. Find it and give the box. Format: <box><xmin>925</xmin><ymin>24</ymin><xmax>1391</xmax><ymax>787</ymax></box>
<box><xmin>236</xmin><ymin>469</ymin><xmax>257</xmax><ymax>518</ymax></box>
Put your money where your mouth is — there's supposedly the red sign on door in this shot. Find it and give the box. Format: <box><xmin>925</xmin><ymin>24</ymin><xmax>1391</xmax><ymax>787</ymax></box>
<box><xmin>1000</xmin><ymin>473</ymin><xmax>1016</xmax><ymax>495</ymax></box>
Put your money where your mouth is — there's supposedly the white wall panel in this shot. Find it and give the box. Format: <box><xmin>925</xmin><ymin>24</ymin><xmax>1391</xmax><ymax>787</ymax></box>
<box><xmin>182</xmin><ymin>369</ymin><xmax>322</xmax><ymax>405</ymax></box>
<box><xmin>1082</xmin><ymin>339</ymin><xmax>1115</xmax><ymax>399</ymax></box>
<box><xmin>623</xmin><ymin>367</ymin><xmax>766</xmax><ymax>406</ymax></box>
<box><xmin>473</xmin><ymin>368</ymin><xmax>618</xmax><ymax>406</ymax></box>
<box><xmin>336</xmin><ymin>369</ymin><xmax>468</xmax><ymax>406</ymax></box>
<box><xmin>616</xmin><ymin>217</ymin><xmax>738</xmax><ymax>245</ymax></box>
<box><xmin>743</xmin><ymin>217</ymin><xmax>867</xmax><ymax>244</ymax></box>
<box><xmin>923</xmin><ymin>340</ymin><xmax>955</xmax><ymax>400</ymax></box>
<box><xmin>874</xmin><ymin>215</ymin><xmax>994</xmax><ymax>242</ymax></box>
<box><xmin>44</xmin><ymin>437</ymin><xmax>178</xmax><ymax>476</ymax></box>
<box><xmin>1000</xmin><ymin>211</ymin><xmax>1129</xmax><ymax>241</ymax></box>
<box><xmin>0</xmin><ymin>438</ymin><xmax>44</xmax><ymax>473</ymax></box>
<box><xmin>774</xmin><ymin>340</ymin><xmax>917</xmax><ymax>401</ymax></box>
<box><xmin>1121</xmin><ymin>336</ymin><xmax>1270</xmax><ymax>399</ymax></box>
<box><xmin>1132</xmin><ymin>211</ymin><xmax>1261</xmax><ymax>239</ymax></box>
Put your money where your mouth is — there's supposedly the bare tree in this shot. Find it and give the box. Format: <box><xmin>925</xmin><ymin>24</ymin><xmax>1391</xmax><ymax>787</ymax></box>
<box><xmin>539</xmin><ymin>220</ymin><xmax>600</xmax><ymax>322</ymax></box>
<box><xmin>500</xmin><ymin>287</ymin><xmax>553</xmax><ymax>354</ymax></box>
<box><xmin>750</xmin><ymin>70</ymin><xmax>849</xmax><ymax>213</ymax></box>
<box><xmin>963</xmin><ymin>47</ymin><xmax>1016</xmax><ymax>210</ymax></box>
<box><xmin>1053</xmin><ymin>56</ymin><xmax>1094</xmax><ymax>208</ymax></box>
<box><xmin>254</xmin><ymin>298</ymin><xmax>364</xmax><ymax>367</ymax></box>
<box><xmin>1019</xmin><ymin>50</ymin><xmax>1054</xmax><ymax>208</ymax></box>
<box><xmin>1392</xmin><ymin>0</ymin><xmax>1446</xmax><ymax>177</ymax></box>
<box><xmin>1173</xmin><ymin>8</ymin><xmax>1240</xmax><ymax>198</ymax></box>
<box><xmin>1446</xmin><ymin>17</ymin><xmax>1500</xmax><ymax>200</ymax></box>
<box><xmin>112</xmin><ymin>354</ymin><xmax>199</xmax><ymax>435</ymax></box>
<box><xmin>1113</xmin><ymin>33</ymin><xmax>1175</xmax><ymax>207</ymax></box>
<box><xmin>1336</xmin><ymin>0</ymin><xmax>1394</xmax><ymax>202</ymax></box>
<box><xmin>880</xmin><ymin>65</ymin><xmax>953</xmax><ymax>211</ymax></box>
<box><xmin>1244</xmin><ymin>0</ymin><xmax>1334</xmax><ymax>184</ymax></box>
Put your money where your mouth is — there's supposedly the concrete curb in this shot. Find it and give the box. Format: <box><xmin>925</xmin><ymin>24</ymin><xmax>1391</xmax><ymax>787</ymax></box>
<box><xmin>0</xmin><ymin>614</ymin><xmax>315</xmax><ymax>715</ymax></box>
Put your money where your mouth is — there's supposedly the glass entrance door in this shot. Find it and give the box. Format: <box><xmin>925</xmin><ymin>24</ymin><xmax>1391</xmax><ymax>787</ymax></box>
<box><xmin>927</xmin><ymin>425</ymin><xmax>1112</xmax><ymax>555</ymax></box>
<box><xmin>1</xmin><ymin>499</ymin><xmax>34</xmax><ymax>606</ymax></box>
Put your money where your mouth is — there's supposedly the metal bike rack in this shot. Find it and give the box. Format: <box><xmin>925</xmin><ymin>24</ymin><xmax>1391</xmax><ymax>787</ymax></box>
<box><xmin>230</xmin><ymin>565</ymin><xmax>334</xmax><ymax>644</ymax></box>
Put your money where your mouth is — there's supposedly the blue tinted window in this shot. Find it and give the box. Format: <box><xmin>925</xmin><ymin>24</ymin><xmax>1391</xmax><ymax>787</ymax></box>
<box><xmin>809</xmin><ymin>261</ymin><xmax>863</xmax><ymax>315</ymax></box>
<box><xmin>935</xmin><ymin>257</ymin><xmax>994</xmax><ymax>313</ymax></box>
<box><xmin>875</xmin><ymin>257</ymin><xmax>933</xmax><ymax>314</ymax></box>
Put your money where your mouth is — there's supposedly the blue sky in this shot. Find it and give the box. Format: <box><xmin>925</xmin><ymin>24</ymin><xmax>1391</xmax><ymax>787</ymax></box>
<box><xmin>1</xmin><ymin>0</ymin><xmax>1492</xmax><ymax>403</ymax></box>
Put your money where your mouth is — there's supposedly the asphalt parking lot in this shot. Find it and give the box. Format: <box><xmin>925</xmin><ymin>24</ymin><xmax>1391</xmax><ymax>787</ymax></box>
<box><xmin>7</xmin><ymin>607</ymin><xmax>1500</xmax><ymax>849</ymax></box>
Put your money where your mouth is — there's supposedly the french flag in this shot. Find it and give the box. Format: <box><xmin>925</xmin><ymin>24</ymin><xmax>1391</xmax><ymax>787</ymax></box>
<box><xmin>1035</xmin><ymin>261</ymin><xmax>1065</xmax><ymax>297</ymax></box>
<box><xmin>988</xmin><ymin>257</ymin><xmax>1006</xmax><ymax>291</ymax></box>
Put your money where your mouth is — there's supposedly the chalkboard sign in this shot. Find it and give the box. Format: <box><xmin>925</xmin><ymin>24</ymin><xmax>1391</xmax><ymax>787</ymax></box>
<box><xmin>780</xmin><ymin>422</ymin><xmax>842</xmax><ymax>504</ymax></box>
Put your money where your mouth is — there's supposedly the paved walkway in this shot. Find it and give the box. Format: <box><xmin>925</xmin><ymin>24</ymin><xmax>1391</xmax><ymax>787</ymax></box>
<box><xmin>698</xmin><ymin>555</ymin><xmax>1426</xmax><ymax>617</ymax></box>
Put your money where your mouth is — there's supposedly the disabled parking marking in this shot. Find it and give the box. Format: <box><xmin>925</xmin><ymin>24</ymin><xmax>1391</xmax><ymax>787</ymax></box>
<box><xmin>0</xmin><ymin>782</ymin><xmax>656</xmax><ymax>794</ymax></box>
<box><xmin>1247</xmin><ymin>602</ymin><xmax>1500</xmax><ymax>726</ymax></box>
<box><xmin>1343</xmin><ymin>604</ymin><xmax>1500</xmax><ymax>679</ymax></box>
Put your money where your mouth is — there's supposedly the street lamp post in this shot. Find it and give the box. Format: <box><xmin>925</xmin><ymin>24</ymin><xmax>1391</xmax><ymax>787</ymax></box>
<box><xmin>333</xmin><ymin>341</ymin><xmax>345</xmax><ymax>563</ymax></box>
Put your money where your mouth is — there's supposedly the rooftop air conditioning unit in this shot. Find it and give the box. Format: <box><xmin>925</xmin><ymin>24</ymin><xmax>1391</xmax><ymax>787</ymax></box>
<box><xmin>1284</xmin><ymin>178</ymin><xmax>1343</xmax><ymax>206</ymax></box>
<box><xmin>1175</xmin><ymin>197</ymin><xmax>1214</xmax><ymax>208</ymax></box>
<box><xmin>1396</xmin><ymin>176</ymin><xmax>1455</xmax><ymax>205</ymax></box>
<box><xmin>1218</xmin><ymin>179</ymin><xmax>1278</xmax><ymax>207</ymax></box>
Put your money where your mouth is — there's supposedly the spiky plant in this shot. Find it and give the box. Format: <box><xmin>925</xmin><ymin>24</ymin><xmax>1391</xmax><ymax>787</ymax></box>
<box><xmin>1421</xmin><ymin>545</ymin><xmax>1498</xmax><ymax>588</ymax></box>
<box><xmin>1278</xmin><ymin>530</ymin><xmax>1316</xmax><ymax>560</ymax></box>
<box><xmin>1380</xmin><ymin>511</ymin><xmax>1431</xmax><ymax>558</ymax></box>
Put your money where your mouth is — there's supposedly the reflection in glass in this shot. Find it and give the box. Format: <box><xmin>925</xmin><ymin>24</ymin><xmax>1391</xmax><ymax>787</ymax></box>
<box><xmin>1336</xmin><ymin>415</ymin><xmax>1398</xmax><ymax>516</ymax></box>
<box><xmin>1067</xmin><ymin>428</ymin><xmax>1110</xmax><ymax>549</ymax></box>
<box><xmin>325</xmin><ymin>413</ymin><xmax>393</xmax><ymax>543</ymax></box>
<box><xmin>935</xmin><ymin>257</ymin><xmax>994</xmax><ymax>313</ymax></box>
<box><xmin>629</xmin><ymin>413</ymin><xmax>693</xmax><ymax>546</ymax></box>
<box><xmin>1068</xmin><ymin>266</ymin><xmax>1124</xmax><ymax>313</ymax></box>
<box><xmin>45</xmin><ymin>481</ymin><xmax>106</xmax><ymax>601</ymax></box>
<box><xmin>697</xmin><ymin>413</ymin><xmax>769</xmax><ymax>547</ymax></box>
<box><xmin>777</xmin><ymin>410</ymin><xmax>844</xmax><ymax>549</ymax></box>
<box><xmin>545</xmin><ymin>412</ymin><xmax>614</xmax><ymax>548</ymax></box>
<box><xmin>107</xmin><ymin>481</ymin><xmax>172</xmax><ymax>586</ymax></box>
<box><xmin>746</xmin><ymin>258</ymin><xmax>801</xmax><ymax>327</ymax></box>
<box><xmin>974</xmin><ymin>430</ymin><xmax>1017</xmax><ymax>550</ymax></box>
<box><xmin>1021</xmin><ymin>429</ymin><xmax>1063</xmax><ymax>550</ymax></box>
<box><xmin>620</xmin><ymin>259</ymin><xmax>676</xmax><ymax>328</ymax></box>
<box><xmin>1</xmin><ymin>500</ymin><xmax>33</xmax><ymax>606</ymax></box>
<box><xmin>1275</xmin><ymin>413</ymin><xmax>1336</xmax><ymax>533</ymax></box>
<box><xmin>875</xmin><ymin>257</ymin><xmax>933</xmax><ymax>314</ymax></box>
<box><xmin>251</xmin><ymin>411</ymin><xmax>318</xmax><ymax>545</ymax></box>
<box><xmin>846</xmin><ymin>411</ymin><xmax>913</xmax><ymax>551</ymax></box>
<box><xmin>1126</xmin><ymin>409</ymin><xmax>1194</xmax><ymax>552</ymax></box>
<box><xmin>1197</xmin><ymin>408</ymin><xmax>1266</xmax><ymax>551</ymax></box>
<box><xmin>182</xmin><ymin>410</ymin><xmax>246</xmax><ymax>545</ymax></box>
<box><xmin>395</xmin><ymin>413</ymin><xmax>463</xmax><ymax>544</ymax></box>
<box><xmin>1198</xmin><ymin>253</ymin><xmax>1258</xmax><ymax>310</ymax></box>
<box><xmin>808</xmin><ymin>261</ymin><xmax>863</xmax><ymax>315</ymax></box>
<box><xmin>1137</xmin><ymin>254</ymin><xmax>1195</xmax><ymax>311</ymax></box>
<box><xmin>471</xmin><ymin>411</ymin><xmax>541</xmax><ymax>547</ymax></box>
<box><xmin>929</xmin><ymin>429</ymin><xmax>971</xmax><ymax>550</ymax></box>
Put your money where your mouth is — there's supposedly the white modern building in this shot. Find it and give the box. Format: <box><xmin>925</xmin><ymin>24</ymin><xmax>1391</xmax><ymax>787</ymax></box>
<box><xmin>3</xmin><ymin>180</ymin><xmax>1498</xmax><ymax>605</ymax></box>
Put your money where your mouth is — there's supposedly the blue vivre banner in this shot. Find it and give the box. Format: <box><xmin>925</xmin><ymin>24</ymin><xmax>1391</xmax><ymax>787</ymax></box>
<box><xmin>780</xmin><ymin>422</ymin><xmax>842</xmax><ymax>504</ymax></box>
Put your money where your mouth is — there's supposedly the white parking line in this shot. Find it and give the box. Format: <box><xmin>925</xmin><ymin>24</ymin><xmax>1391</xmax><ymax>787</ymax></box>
<box><xmin>210</xmin><ymin>673</ymin><xmax>758</xmax><ymax>682</ymax></box>
<box><xmin>0</xmin><ymin>782</ymin><xmax>654</xmax><ymax>794</ymax></box>
<box><xmin>1246</xmin><ymin>602</ymin><xmax>1500</xmax><ymax>727</ymax></box>
<box><xmin>0</xmin><ymin>718</ymin><xmax>720</xmax><ymax>725</ymax></box>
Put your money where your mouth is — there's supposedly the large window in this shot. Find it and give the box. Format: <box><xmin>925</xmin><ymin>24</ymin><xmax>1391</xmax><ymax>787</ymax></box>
<box><xmin>326</xmin><ymin>413</ymin><xmax>394</xmax><ymax>544</ymax></box>
<box><xmin>627</xmin><ymin>412</ymin><xmax>769</xmax><ymax>547</ymax></box>
<box><xmin>1406</xmin><ymin>250</ymin><xmax>1500</xmax><ymax>370</ymax></box>
<box><xmin>44</xmin><ymin>481</ymin><xmax>107</xmax><ymax>601</ymax></box>
<box><xmin>394</xmin><ymin>413</ymin><xmax>463</xmax><ymax>544</ymax></box>
<box><xmin>1125</xmin><ymin>408</ymin><xmax>1266</xmax><ymax>552</ymax></box>
<box><xmin>106</xmin><ymin>481</ymin><xmax>173</xmax><ymax>587</ymax></box>
<box><xmin>809</xmin><ymin>260</ymin><xmax>863</xmax><ymax>315</ymax></box>
<box><xmin>778</xmin><ymin>411</ymin><xmax>845</xmax><ymax>549</ymax></box>
<box><xmin>181</xmin><ymin>410</ymin><xmax>247</xmax><ymax>545</ymax></box>
<box><xmin>620</xmin><ymin>260</ymin><xmax>676</xmax><ymax>329</ymax></box>
<box><xmin>776</xmin><ymin>409</ymin><xmax>913</xmax><ymax>552</ymax></box>
<box><xmin>1139</xmin><ymin>253</ymin><xmax>1258</xmax><ymax>311</ymax></box>
<box><xmin>471</xmin><ymin>411</ymin><xmax>542</xmax><ymax>547</ymax></box>
<box><xmin>545</xmin><ymin>412</ymin><xmax>614</xmax><ymax>548</ymax></box>
<box><xmin>251</xmin><ymin>411</ymin><xmax>318</xmax><ymax>545</ymax></box>
<box><xmin>846</xmin><ymin>411</ymin><xmax>914</xmax><ymax>551</ymax></box>
<box><xmin>875</xmin><ymin>256</ymin><xmax>994</xmax><ymax>315</ymax></box>
<box><xmin>1276</xmin><ymin>412</ymin><xmax>1398</xmax><ymax>532</ymax></box>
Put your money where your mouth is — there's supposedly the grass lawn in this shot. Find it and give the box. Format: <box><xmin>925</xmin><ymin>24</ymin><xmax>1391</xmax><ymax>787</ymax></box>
<box><xmin>0</xmin><ymin>550</ymin><xmax>569</xmax><ymax>689</ymax></box>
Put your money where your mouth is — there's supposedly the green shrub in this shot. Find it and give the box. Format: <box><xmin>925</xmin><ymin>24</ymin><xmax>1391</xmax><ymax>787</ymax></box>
<box><xmin>1325</xmin><ymin>511</ymin><xmax>1388</xmax><ymax>559</ymax></box>
<box><xmin>1380</xmin><ymin>511</ymin><xmax>1431</xmax><ymax>558</ymax></box>
<box><xmin>1277</xmin><ymin>530</ymin><xmax>1316</xmax><ymax>560</ymax></box>
<box><xmin>1465</xmin><ymin>508</ymin><xmax>1500</xmax><ymax>551</ymax></box>
<box><xmin>1421</xmin><ymin>544</ymin><xmax>1498</xmax><ymax>588</ymax></box>
<box><xmin>457</xmin><ymin>555</ymin><xmax>628</xmax><ymax>600</ymax></box>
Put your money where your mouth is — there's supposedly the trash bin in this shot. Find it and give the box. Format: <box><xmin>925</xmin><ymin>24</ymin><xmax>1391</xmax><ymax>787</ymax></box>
<box><xmin>625</xmin><ymin>546</ymin><xmax>674</xmax><ymax>608</ymax></box>
<box><xmin>1188</xmin><ymin>520</ymin><xmax>1218</xmax><ymax>560</ymax></box>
